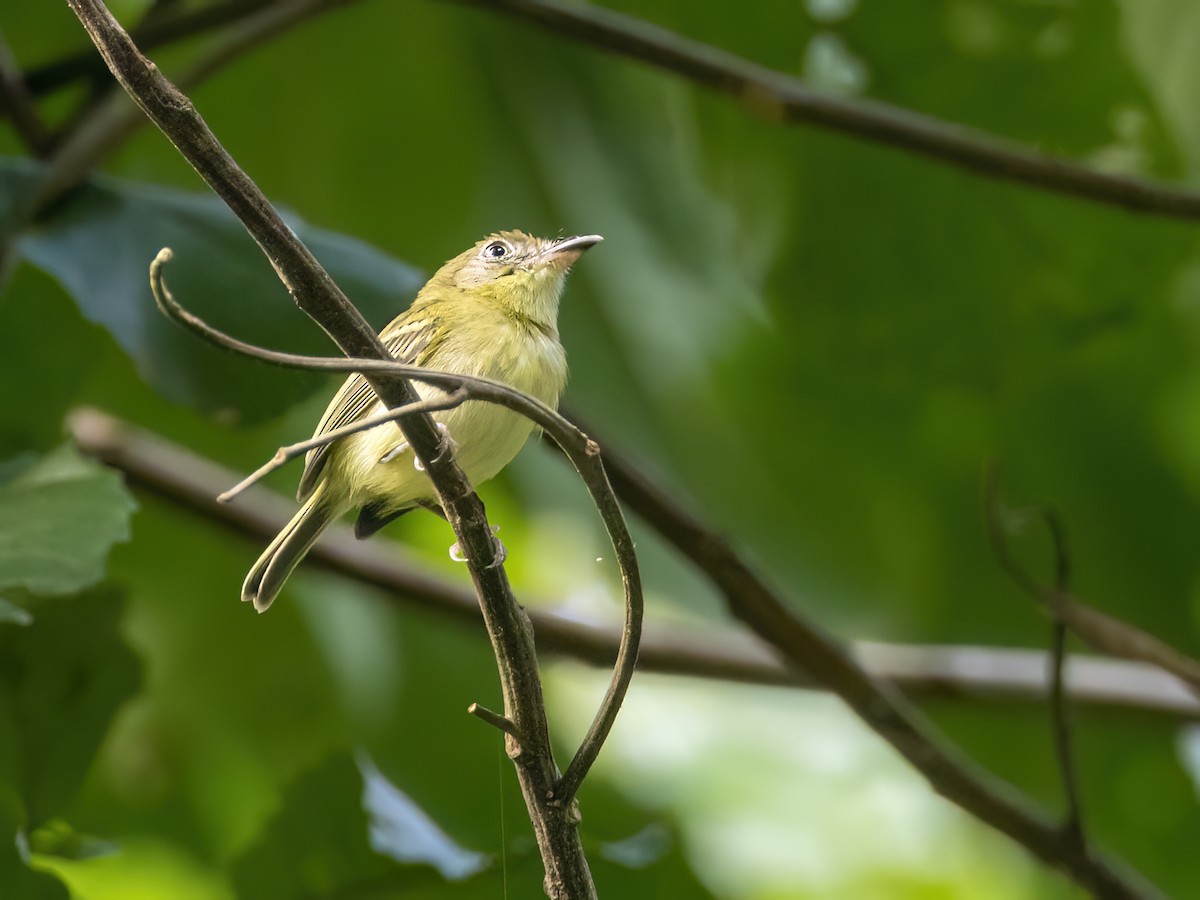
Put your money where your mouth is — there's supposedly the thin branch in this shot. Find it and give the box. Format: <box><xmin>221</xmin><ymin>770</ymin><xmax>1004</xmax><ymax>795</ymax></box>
<box><xmin>0</xmin><ymin>34</ymin><xmax>51</xmax><ymax>156</ymax></box>
<box><xmin>984</xmin><ymin>465</ymin><xmax>1200</xmax><ymax>694</ymax></box>
<box><xmin>66</xmin><ymin>5</ymin><xmax>609</xmax><ymax>895</ymax></box>
<box><xmin>70</xmin><ymin>407</ymin><xmax>1200</xmax><ymax>720</ymax></box>
<box><xmin>457</xmin><ymin>0</ymin><xmax>1200</xmax><ymax>222</ymax></box>
<box><xmin>26</xmin><ymin>0</ymin><xmax>276</xmax><ymax>96</ymax></box>
<box><xmin>218</xmin><ymin>387</ymin><xmax>470</xmax><ymax>503</ymax></box>
<box><xmin>150</xmin><ymin>247</ymin><xmax>643</xmax><ymax>807</ymax></box>
<box><xmin>563</xmin><ymin>413</ymin><xmax>1158</xmax><ymax>899</ymax></box>
<box><xmin>1049</xmin><ymin>621</ymin><xmax>1085</xmax><ymax>853</ymax></box>
<box><xmin>1041</xmin><ymin>508</ymin><xmax>1087</xmax><ymax>857</ymax></box>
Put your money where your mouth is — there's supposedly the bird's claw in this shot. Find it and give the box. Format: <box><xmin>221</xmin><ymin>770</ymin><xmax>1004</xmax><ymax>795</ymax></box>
<box><xmin>449</xmin><ymin>525</ymin><xmax>505</xmax><ymax>567</ymax></box>
<box><xmin>431</xmin><ymin>422</ymin><xmax>458</xmax><ymax>465</ymax></box>
<box><xmin>379</xmin><ymin>440</ymin><xmax>410</xmax><ymax>464</ymax></box>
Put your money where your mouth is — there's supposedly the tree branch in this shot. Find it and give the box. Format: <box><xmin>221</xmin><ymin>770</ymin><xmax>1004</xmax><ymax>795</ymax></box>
<box><xmin>456</xmin><ymin>0</ymin><xmax>1200</xmax><ymax>222</ymax></box>
<box><xmin>64</xmin><ymin>4</ymin><xmax>612</xmax><ymax>896</ymax></box>
<box><xmin>69</xmin><ymin>407</ymin><xmax>1200</xmax><ymax>722</ymax></box>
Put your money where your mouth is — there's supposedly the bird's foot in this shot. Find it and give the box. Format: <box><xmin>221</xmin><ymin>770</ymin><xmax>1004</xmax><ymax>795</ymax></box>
<box><xmin>431</xmin><ymin>422</ymin><xmax>458</xmax><ymax>465</ymax></box>
<box><xmin>410</xmin><ymin>424</ymin><xmax>457</xmax><ymax>472</ymax></box>
<box><xmin>449</xmin><ymin>525</ymin><xmax>505</xmax><ymax>567</ymax></box>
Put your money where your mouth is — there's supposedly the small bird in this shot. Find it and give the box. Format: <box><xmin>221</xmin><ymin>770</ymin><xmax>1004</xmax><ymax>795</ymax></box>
<box><xmin>243</xmin><ymin>230</ymin><xmax>602</xmax><ymax>612</ymax></box>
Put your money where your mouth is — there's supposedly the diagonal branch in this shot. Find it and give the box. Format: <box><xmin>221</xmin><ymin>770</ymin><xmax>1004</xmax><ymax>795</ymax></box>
<box><xmin>0</xmin><ymin>34</ymin><xmax>51</xmax><ymax>156</ymax></box>
<box><xmin>567</xmin><ymin>414</ymin><xmax>1159</xmax><ymax>899</ymax></box>
<box><xmin>26</xmin><ymin>0</ymin><xmax>276</xmax><ymax>96</ymax></box>
<box><xmin>64</xmin><ymin>4</ymin><xmax>620</xmax><ymax>896</ymax></box>
<box><xmin>457</xmin><ymin>0</ymin><xmax>1200</xmax><ymax>222</ymax></box>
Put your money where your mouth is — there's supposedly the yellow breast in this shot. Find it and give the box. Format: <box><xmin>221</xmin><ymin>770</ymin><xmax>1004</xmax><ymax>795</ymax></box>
<box><xmin>327</xmin><ymin>315</ymin><xmax>567</xmax><ymax>515</ymax></box>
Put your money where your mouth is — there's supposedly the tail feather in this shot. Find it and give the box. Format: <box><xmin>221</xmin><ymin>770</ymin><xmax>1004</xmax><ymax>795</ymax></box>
<box><xmin>243</xmin><ymin>490</ymin><xmax>333</xmax><ymax>612</ymax></box>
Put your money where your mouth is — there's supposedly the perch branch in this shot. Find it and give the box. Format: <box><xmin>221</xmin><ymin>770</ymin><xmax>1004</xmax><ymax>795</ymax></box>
<box><xmin>150</xmin><ymin>248</ymin><xmax>642</xmax><ymax>806</ymax></box>
<box><xmin>70</xmin><ymin>407</ymin><xmax>1200</xmax><ymax>720</ymax></box>
<box><xmin>66</xmin><ymin>4</ymin><xmax>619</xmax><ymax>895</ymax></box>
<box><xmin>460</xmin><ymin>0</ymin><xmax>1200</xmax><ymax>222</ymax></box>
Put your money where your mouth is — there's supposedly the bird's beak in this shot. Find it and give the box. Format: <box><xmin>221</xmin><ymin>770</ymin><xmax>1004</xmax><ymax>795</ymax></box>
<box><xmin>540</xmin><ymin>234</ymin><xmax>604</xmax><ymax>268</ymax></box>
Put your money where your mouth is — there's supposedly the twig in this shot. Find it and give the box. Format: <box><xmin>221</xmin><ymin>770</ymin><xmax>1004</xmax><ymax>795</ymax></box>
<box><xmin>69</xmin><ymin>407</ymin><xmax>1200</xmax><ymax>720</ymax></box>
<box><xmin>1040</xmin><ymin>507</ymin><xmax>1087</xmax><ymax>856</ymax></box>
<box><xmin>565</xmin><ymin>413</ymin><xmax>1158</xmax><ymax>899</ymax></box>
<box><xmin>0</xmin><ymin>34</ymin><xmax>51</xmax><ymax>156</ymax></box>
<box><xmin>1049</xmin><ymin>621</ymin><xmax>1085</xmax><ymax>851</ymax></box>
<box><xmin>66</xmin><ymin>5</ymin><xmax>609</xmax><ymax>895</ymax></box>
<box><xmin>984</xmin><ymin>465</ymin><xmax>1200</xmax><ymax>694</ymax></box>
<box><xmin>26</xmin><ymin>0</ymin><xmax>276</xmax><ymax>96</ymax></box>
<box><xmin>469</xmin><ymin>703</ymin><xmax>520</xmax><ymax>740</ymax></box>
<box><xmin>1046</xmin><ymin>508</ymin><xmax>1094</xmax><ymax>854</ymax></box>
<box><xmin>218</xmin><ymin>387</ymin><xmax>470</xmax><ymax>503</ymax></box>
<box><xmin>150</xmin><ymin>248</ymin><xmax>642</xmax><ymax>806</ymax></box>
<box><xmin>457</xmin><ymin>0</ymin><xmax>1200</xmax><ymax>222</ymax></box>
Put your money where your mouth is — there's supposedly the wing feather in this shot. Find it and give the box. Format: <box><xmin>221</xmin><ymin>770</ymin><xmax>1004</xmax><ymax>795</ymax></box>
<box><xmin>297</xmin><ymin>315</ymin><xmax>437</xmax><ymax>500</ymax></box>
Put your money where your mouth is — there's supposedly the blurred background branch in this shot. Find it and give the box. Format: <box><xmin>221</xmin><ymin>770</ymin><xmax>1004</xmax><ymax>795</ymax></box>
<box><xmin>456</xmin><ymin>0</ymin><xmax>1200</xmax><ymax>221</ymax></box>
<box><xmin>69</xmin><ymin>407</ymin><xmax>1200</xmax><ymax>720</ymax></box>
<box><xmin>986</xmin><ymin>466</ymin><xmax>1200</xmax><ymax>693</ymax></box>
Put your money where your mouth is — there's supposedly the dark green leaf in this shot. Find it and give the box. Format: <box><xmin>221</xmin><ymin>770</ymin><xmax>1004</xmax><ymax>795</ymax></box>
<box><xmin>3</xmin><ymin>158</ymin><xmax>424</xmax><ymax>423</ymax></box>
<box><xmin>0</xmin><ymin>589</ymin><xmax>141</xmax><ymax>827</ymax></box>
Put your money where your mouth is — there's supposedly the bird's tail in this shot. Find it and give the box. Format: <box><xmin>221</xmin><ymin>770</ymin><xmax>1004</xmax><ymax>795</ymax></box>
<box><xmin>242</xmin><ymin>487</ymin><xmax>333</xmax><ymax>612</ymax></box>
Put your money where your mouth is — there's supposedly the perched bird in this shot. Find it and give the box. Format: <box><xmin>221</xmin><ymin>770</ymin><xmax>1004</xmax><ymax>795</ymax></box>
<box><xmin>243</xmin><ymin>230</ymin><xmax>602</xmax><ymax>612</ymax></box>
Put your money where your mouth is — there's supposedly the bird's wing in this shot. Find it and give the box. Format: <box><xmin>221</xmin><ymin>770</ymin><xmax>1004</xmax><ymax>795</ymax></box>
<box><xmin>297</xmin><ymin>314</ymin><xmax>438</xmax><ymax>501</ymax></box>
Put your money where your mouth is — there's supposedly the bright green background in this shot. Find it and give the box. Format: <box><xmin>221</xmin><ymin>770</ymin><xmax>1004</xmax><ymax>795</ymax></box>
<box><xmin>2</xmin><ymin>0</ymin><xmax>1199</xmax><ymax>897</ymax></box>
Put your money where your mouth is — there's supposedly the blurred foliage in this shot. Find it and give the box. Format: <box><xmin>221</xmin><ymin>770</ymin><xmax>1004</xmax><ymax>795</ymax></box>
<box><xmin>2</xmin><ymin>0</ymin><xmax>1200</xmax><ymax>897</ymax></box>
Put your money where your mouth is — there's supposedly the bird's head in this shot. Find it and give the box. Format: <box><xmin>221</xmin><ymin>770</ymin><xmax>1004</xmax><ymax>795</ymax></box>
<box><xmin>430</xmin><ymin>230</ymin><xmax>603</xmax><ymax>328</ymax></box>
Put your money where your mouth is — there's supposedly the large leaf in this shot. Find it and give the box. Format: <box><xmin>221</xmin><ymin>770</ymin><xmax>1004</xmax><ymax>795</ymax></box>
<box><xmin>0</xmin><ymin>445</ymin><xmax>135</xmax><ymax>596</ymax></box>
<box><xmin>0</xmin><ymin>588</ymin><xmax>141</xmax><ymax>828</ymax></box>
<box><xmin>2</xmin><ymin>158</ymin><xmax>424</xmax><ymax>423</ymax></box>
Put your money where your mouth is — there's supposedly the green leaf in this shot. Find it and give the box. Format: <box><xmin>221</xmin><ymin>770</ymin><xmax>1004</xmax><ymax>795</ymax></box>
<box><xmin>0</xmin><ymin>589</ymin><xmax>141</xmax><ymax>827</ymax></box>
<box><xmin>3</xmin><ymin>157</ymin><xmax>425</xmax><ymax>423</ymax></box>
<box><xmin>0</xmin><ymin>445</ymin><xmax>135</xmax><ymax>597</ymax></box>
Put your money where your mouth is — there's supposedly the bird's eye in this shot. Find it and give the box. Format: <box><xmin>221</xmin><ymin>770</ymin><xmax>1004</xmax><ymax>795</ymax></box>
<box><xmin>483</xmin><ymin>241</ymin><xmax>510</xmax><ymax>259</ymax></box>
